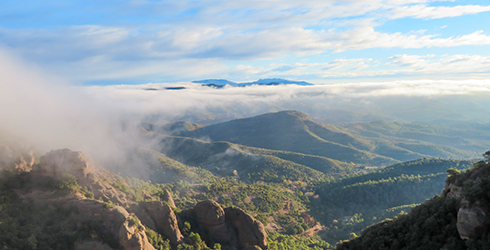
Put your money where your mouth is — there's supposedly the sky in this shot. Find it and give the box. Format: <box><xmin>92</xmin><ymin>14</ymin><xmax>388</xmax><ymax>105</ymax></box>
<box><xmin>1</xmin><ymin>0</ymin><xmax>490</xmax><ymax>85</ymax></box>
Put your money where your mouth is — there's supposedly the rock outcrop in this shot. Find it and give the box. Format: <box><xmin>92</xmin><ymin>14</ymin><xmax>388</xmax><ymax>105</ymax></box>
<box><xmin>443</xmin><ymin>165</ymin><xmax>490</xmax><ymax>241</ymax></box>
<box><xmin>33</xmin><ymin>148</ymin><xmax>127</xmax><ymax>204</ymax></box>
<box><xmin>21</xmin><ymin>191</ymin><xmax>155</xmax><ymax>250</ymax></box>
<box><xmin>457</xmin><ymin>206</ymin><xmax>487</xmax><ymax>239</ymax></box>
<box><xmin>26</xmin><ymin>149</ymin><xmax>153</xmax><ymax>250</ymax></box>
<box><xmin>119</xmin><ymin>218</ymin><xmax>156</xmax><ymax>250</ymax></box>
<box><xmin>225</xmin><ymin>207</ymin><xmax>267</xmax><ymax>250</ymax></box>
<box><xmin>132</xmin><ymin>201</ymin><xmax>183</xmax><ymax>244</ymax></box>
<box><xmin>193</xmin><ymin>200</ymin><xmax>267</xmax><ymax>250</ymax></box>
<box><xmin>0</xmin><ymin>144</ymin><xmax>35</xmax><ymax>171</ymax></box>
<box><xmin>194</xmin><ymin>200</ymin><xmax>236</xmax><ymax>245</ymax></box>
<box><xmin>161</xmin><ymin>189</ymin><xmax>176</xmax><ymax>208</ymax></box>
<box><xmin>35</xmin><ymin>148</ymin><xmax>92</xmax><ymax>178</ymax></box>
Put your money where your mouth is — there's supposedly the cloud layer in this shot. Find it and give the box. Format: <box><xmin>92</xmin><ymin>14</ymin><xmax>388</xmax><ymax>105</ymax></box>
<box><xmin>0</xmin><ymin>0</ymin><xmax>489</xmax><ymax>83</ymax></box>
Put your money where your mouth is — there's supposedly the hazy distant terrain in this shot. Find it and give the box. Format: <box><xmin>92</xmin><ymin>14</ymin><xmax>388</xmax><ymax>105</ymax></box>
<box><xmin>144</xmin><ymin>110</ymin><xmax>484</xmax><ymax>172</ymax></box>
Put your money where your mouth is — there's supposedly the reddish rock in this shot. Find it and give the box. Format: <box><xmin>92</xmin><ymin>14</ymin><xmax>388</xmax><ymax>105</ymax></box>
<box><xmin>193</xmin><ymin>200</ymin><xmax>236</xmax><ymax>244</ymax></box>
<box><xmin>193</xmin><ymin>201</ymin><xmax>267</xmax><ymax>250</ymax></box>
<box><xmin>135</xmin><ymin>201</ymin><xmax>183</xmax><ymax>244</ymax></box>
<box><xmin>161</xmin><ymin>190</ymin><xmax>176</xmax><ymax>208</ymax></box>
<box><xmin>119</xmin><ymin>218</ymin><xmax>156</xmax><ymax>250</ymax></box>
<box><xmin>225</xmin><ymin>207</ymin><xmax>267</xmax><ymax>250</ymax></box>
<box><xmin>35</xmin><ymin>148</ymin><xmax>92</xmax><ymax>178</ymax></box>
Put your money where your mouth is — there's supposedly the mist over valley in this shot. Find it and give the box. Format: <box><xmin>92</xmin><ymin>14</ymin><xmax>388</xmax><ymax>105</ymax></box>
<box><xmin>2</xmin><ymin>0</ymin><xmax>490</xmax><ymax>249</ymax></box>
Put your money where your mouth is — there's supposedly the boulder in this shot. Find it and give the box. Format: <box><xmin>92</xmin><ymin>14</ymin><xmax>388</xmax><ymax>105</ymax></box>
<box><xmin>119</xmin><ymin>218</ymin><xmax>156</xmax><ymax>250</ymax></box>
<box><xmin>225</xmin><ymin>207</ymin><xmax>267</xmax><ymax>250</ymax></box>
<box><xmin>136</xmin><ymin>201</ymin><xmax>183</xmax><ymax>244</ymax></box>
<box><xmin>35</xmin><ymin>148</ymin><xmax>92</xmax><ymax>178</ymax></box>
<box><xmin>193</xmin><ymin>200</ymin><xmax>236</xmax><ymax>244</ymax></box>
<box><xmin>457</xmin><ymin>205</ymin><xmax>487</xmax><ymax>240</ymax></box>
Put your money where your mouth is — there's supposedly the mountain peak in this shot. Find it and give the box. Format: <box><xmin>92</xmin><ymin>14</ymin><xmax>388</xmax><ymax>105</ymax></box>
<box><xmin>192</xmin><ymin>78</ymin><xmax>313</xmax><ymax>87</ymax></box>
<box><xmin>192</xmin><ymin>79</ymin><xmax>238</xmax><ymax>85</ymax></box>
<box><xmin>245</xmin><ymin>78</ymin><xmax>313</xmax><ymax>86</ymax></box>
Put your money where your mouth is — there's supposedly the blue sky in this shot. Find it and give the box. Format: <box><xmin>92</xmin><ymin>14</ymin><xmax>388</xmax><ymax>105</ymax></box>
<box><xmin>1</xmin><ymin>0</ymin><xmax>490</xmax><ymax>85</ymax></box>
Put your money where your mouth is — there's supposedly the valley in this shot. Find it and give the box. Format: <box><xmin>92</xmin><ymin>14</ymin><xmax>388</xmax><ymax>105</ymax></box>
<box><xmin>0</xmin><ymin>110</ymin><xmax>488</xmax><ymax>249</ymax></box>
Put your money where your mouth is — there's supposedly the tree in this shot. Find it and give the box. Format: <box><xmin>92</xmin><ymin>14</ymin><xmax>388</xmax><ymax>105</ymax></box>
<box><xmin>446</xmin><ymin>168</ymin><xmax>461</xmax><ymax>177</ymax></box>
<box><xmin>483</xmin><ymin>151</ymin><xmax>490</xmax><ymax>163</ymax></box>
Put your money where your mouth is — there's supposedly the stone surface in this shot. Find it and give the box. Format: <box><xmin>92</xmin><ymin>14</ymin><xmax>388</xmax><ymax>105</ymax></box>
<box><xmin>161</xmin><ymin>190</ymin><xmax>176</xmax><ymax>208</ymax></box>
<box><xmin>36</xmin><ymin>148</ymin><xmax>91</xmax><ymax>178</ymax></box>
<box><xmin>457</xmin><ymin>207</ymin><xmax>486</xmax><ymax>240</ymax></box>
<box><xmin>194</xmin><ymin>200</ymin><xmax>235</xmax><ymax>244</ymax></box>
<box><xmin>442</xmin><ymin>183</ymin><xmax>463</xmax><ymax>200</ymax></box>
<box><xmin>193</xmin><ymin>200</ymin><xmax>267</xmax><ymax>250</ymax></box>
<box><xmin>194</xmin><ymin>200</ymin><xmax>226</xmax><ymax>226</ymax></box>
<box><xmin>33</xmin><ymin>148</ymin><xmax>128</xmax><ymax>205</ymax></box>
<box><xmin>137</xmin><ymin>201</ymin><xmax>183</xmax><ymax>244</ymax></box>
<box><xmin>119</xmin><ymin>219</ymin><xmax>156</xmax><ymax>250</ymax></box>
<box><xmin>225</xmin><ymin>207</ymin><xmax>267</xmax><ymax>250</ymax></box>
<box><xmin>443</xmin><ymin>174</ymin><xmax>490</xmax><ymax>241</ymax></box>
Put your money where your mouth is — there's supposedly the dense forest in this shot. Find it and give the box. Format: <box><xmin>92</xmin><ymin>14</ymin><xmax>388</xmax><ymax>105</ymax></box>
<box><xmin>337</xmin><ymin>159</ymin><xmax>490</xmax><ymax>250</ymax></box>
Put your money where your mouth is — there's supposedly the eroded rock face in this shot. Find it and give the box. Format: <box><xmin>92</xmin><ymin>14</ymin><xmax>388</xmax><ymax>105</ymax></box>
<box><xmin>119</xmin><ymin>219</ymin><xmax>156</xmax><ymax>250</ymax></box>
<box><xmin>194</xmin><ymin>200</ymin><xmax>236</xmax><ymax>244</ymax></box>
<box><xmin>0</xmin><ymin>145</ymin><xmax>35</xmax><ymax>171</ymax></box>
<box><xmin>457</xmin><ymin>206</ymin><xmax>487</xmax><ymax>240</ymax></box>
<box><xmin>194</xmin><ymin>200</ymin><xmax>226</xmax><ymax>226</ymax></box>
<box><xmin>161</xmin><ymin>190</ymin><xmax>176</xmax><ymax>208</ymax></box>
<box><xmin>134</xmin><ymin>201</ymin><xmax>183</xmax><ymax>245</ymax></box>
<box><xmin>193</xmin><ymin>200</ymin><xmax>267</xmax><ymax>250</ymax></box>
<box><xmin>33</xmin><ymin>149</ymin><xmax>128</xmax><ymax>205</ymax></box>
<box><xmin>442</xmin><ymin>182</ymin><xmax>463</xmax><ymax>200</ymax></box>
<box><xmin>36</xmin><ymin>148</ymin><xmax>91</xmax><ymax>178</ymax></box>
<box><xmin>225</xmin><ymin>207</ymin><xmax>267</xmax><ymax>250</ymax></box>
<box><xmin>443</xmin><ymin>176</ymin><xmax>490</xmax><ymax>241</ymax></box>
<box><xmin>21</xmin><ymin>192</ymin><xmax>155</xmax><ymax>250</ymax></box>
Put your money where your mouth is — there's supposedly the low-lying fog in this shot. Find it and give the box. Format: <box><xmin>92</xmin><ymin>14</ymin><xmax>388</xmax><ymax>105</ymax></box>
<box><xmin>1</xmin><ymin>47</ymin><xmax>490</xmax><ymax>166</ymax></box>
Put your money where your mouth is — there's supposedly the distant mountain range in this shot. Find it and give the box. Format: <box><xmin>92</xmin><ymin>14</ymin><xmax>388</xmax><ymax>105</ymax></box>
<box><xmin>192</xmin><ymin>78</ymin><xmax>313</xmax><ymax>87</ymax></box>
<box><xmin>142</xmin><ymin>110</ymin><xmax>483</xmax><ymax>179</ymax></box>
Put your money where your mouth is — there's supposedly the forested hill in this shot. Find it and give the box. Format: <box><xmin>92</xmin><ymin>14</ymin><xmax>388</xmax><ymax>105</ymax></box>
<box><xmin>153</xmin><ymin>110</ymin><xmax>483</xmax><ymax>166</ymax></box>
<box><xmin>1</xmin><ymin>109</ymin><xmax>488</xmax><ymax>249</ymax></box>
<box><xmin>336</xmin><ymin>160</ymin><xmax>490</xmax><ymax>250</ymax></box>
<box><xmin>309</xmin><ymin>158</ymin><xmax>474</xmax><ymax>244</ymax></box>
<box><xmin>179</xmin><ymin>110</ymin><xmax>396</xmax><ymax>166</ymax></box>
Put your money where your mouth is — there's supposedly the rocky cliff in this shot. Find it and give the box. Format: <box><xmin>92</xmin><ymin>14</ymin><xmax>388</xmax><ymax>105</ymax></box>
<box><xmin>18</xmin><ymin>149</ymin><xmax>156</xmax><ymax>250</ymax></box>
<box><xmin>442</xmin><ymin>161</ymin><xmax>490</xmax><ymax>240</ymax></box>
<box><xmin>192</xmin><ymin>200</ymin><xmax>268</xmax><ymax>250</ymax></box>
<box><xmin>337</xmin><ymin>159</ymin><xmax>490</xmax><ymax>250</ymax></box>
<box><xmin>0</xmin><ymin>148</ymin><xmax>268</xmax><ymax>250</ymax></box>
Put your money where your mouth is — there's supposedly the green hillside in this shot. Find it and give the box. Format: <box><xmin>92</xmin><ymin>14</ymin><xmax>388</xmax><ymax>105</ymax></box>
<box><xmin>237</xmin><ymin>145</ymin><xmax>358</xmax><ymax>177</ymax></box>
<box><xmin>336</xmin><ymin>160</ymin><xmax>490</xmax><ymax>250</ymax></box>
<box><xmin>342</xmin><ymin>120</ymin><xmax>486</xmax><ymax>158</ymax></box>
<box><xmin>155</xmin><ymin>135</ymin><xmax>327</xmax><ymax>183</ymax></box>
<box><xmin>180</xmin><ymin>110</ymin><xmax>397</xmax><ymax>166</ymax></box>
<box><xmin>309</xmin><ymin>158</ymin><xmax>474</xmax><ymax>244</ymax></box>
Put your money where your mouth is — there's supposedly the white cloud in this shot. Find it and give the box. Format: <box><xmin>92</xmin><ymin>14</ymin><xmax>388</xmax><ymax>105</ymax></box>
<box><xmin>84</xmin><ymin>79</ymin><xmax>490</xmax><ymax>126</ymax></box>
<box><xmin>318</xmin><ymin>54</ymin><xmax>490</xmax><ymax>78</ymax></box>
<box><xmin>322</xmin><ymin>58</ymin><xmax>374</xmax><ymax>70</ymax></box>
<box><xmin>389</xmin><ymin>4</ymin><xmax>490</xmax><ymax>19</ymax></box>
<box><xmin>388</xmin><ymin>54</ymin><xmax>490</xmax><ymax>73</ymax></box>
<box><xmin>1</xmin><ymin>0</ymin><xmax>489</xmax><ymax>83</ymax></box>
<box><xmin>328</xmin><ymin>28</ymin><xmax>490</xmax><ymax>52</ymax></box>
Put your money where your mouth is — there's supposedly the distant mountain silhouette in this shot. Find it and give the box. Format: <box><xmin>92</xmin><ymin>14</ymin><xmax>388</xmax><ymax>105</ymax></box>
<box><xmin>193</xmin><ymin>78</ymin><xmax>313</xmax><ymax>87</ymax></box>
